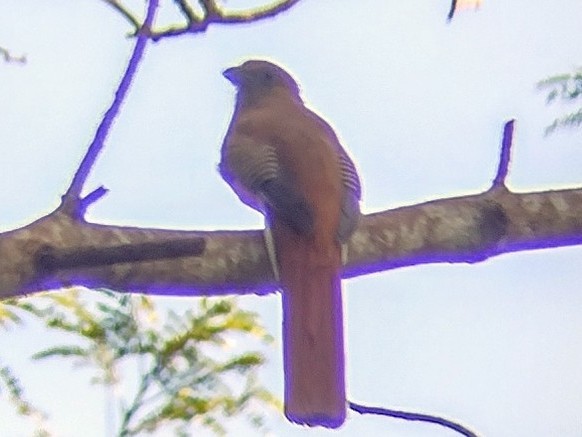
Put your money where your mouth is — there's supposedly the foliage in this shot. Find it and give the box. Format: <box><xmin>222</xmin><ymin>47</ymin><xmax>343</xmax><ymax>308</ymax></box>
<box><xmin>0</xmin><ymin>299</ymin><xmax>49</xmax><ymax>436</ymax></box>
<box><xmin>1</xmin><ymin>290</ymin><xmax>278</xmax><ymax>436</ymax></box>
<box><xmin>538</xmin><ymin>67</ymin><xmax>582</xmax><ymax>134</ymax></box>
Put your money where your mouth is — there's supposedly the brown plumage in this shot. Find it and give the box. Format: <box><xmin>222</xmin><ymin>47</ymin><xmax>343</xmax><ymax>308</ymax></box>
<box><xmin>219</xmin><ymin>59</ymin><xmax>361</xmax><ymax>428</ymax></box>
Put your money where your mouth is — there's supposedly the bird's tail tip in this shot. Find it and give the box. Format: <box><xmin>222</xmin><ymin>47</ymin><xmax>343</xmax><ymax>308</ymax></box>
<box><xmin>285</xmin><ymin>410</ymin><xmax>346</xmax><ymax>429</ymax></box>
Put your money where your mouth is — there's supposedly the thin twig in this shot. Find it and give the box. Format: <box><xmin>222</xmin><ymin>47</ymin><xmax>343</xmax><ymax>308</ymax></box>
<box><xmin>118</xmin><ymin>363</ymin><xmax>160</xmax><ymax>436</ymax></box>
<box><xmin>101</xmin><ymin>0</ymin><xmax>141</xmax><ymax>31</ymax></box>
<box><xmin>447</xmin><ymin>0</ymin><xmax>458</xmax><ymax>21</ymax></box>
<box><xmin>175</xmin><ymin>0</ymin><xmax>201</xmax><ymax>23</ymax></box>
<box><xmin>81</xmin><ymin>186</ymin><xmax>109</xmax><ymax>209</ymax></box>
<box><xmin>491</xmin><ymin>119</ymin><xmax>515</xmax><ymax>189</ymax></box>
<box><xmin>349</xmin><ymin>401</ymin><xmax>479</xmax><ymax>437</ymax></box>
<box><xmin>78</xmin><ymin>186</ymin><xmax>109</xmax><ymax>217</ymax></box>
<box><xmin>62</xmin><ymin>0</ymin><xmax>159</xmax><ymax>213</ymax></box>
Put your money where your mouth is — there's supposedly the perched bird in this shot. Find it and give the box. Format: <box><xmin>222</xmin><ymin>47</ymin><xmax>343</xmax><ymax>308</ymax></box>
<box><xmin>219</xmin><ymin>59</ymin><xmax>361</xmax><ymax>428</ymax></box>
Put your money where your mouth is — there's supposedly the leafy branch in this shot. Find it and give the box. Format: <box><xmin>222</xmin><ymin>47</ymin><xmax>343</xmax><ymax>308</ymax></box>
<box><xmin>538</xmin><ymin>67</ymin><xmax>582</xmax><ymax>134</ymax></box>
<box><xmin>30</xmin><ymin>289</ymin><xmax>277</xmax><ymax>435</ymax></box>
<box><xmin>0</xmin><ymin>300</ymin><xmax>50</xmax><ymax>436</ymax></box>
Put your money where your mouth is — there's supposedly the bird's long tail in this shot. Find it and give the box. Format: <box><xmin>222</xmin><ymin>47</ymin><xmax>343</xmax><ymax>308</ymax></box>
<box><xmin>272</xmin><ymin>223</ymin><xmax>346</xmax><ymax>428</ymax></box>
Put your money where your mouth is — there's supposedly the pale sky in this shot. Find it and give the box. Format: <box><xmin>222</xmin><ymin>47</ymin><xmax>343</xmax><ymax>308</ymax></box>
<box><xmin>2</xmin><ymin>1</ymin><xmax>582</xmax><ymax>436</ymax></box>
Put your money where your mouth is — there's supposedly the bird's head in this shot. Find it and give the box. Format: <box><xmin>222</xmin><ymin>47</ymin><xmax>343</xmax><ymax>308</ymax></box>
<box><xmin>223</xmin><ymin>60</ymin><xmax>301</xmax><ymax>102</ymax></box>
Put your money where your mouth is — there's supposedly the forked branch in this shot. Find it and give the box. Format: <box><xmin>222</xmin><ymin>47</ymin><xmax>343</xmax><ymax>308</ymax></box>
<box><xmin>61</xmin><ymin>0</ymin><xmax>159</xmax><ymax>217</ymax></box>
<box><xmin>99</xmin><ymin>0</ymin><xmax>303</xmax><ymax>40</ymax></box>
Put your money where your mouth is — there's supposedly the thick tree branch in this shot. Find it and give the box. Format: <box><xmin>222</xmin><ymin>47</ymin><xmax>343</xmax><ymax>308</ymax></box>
<box><xmin>345</xmin><ymin>187</ymin><xmax>582</xmax><ymax>277</ymax></box>
<box><xmin>2</xmin><ymin>184</ymin><xmax>582</xmax><ymax>300</ymax></box>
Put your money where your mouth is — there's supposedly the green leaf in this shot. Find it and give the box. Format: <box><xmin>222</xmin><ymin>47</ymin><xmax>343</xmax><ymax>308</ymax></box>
<box><xmin>32</xmin><ymin>345</ymin><xmax>88</xmax><ymax>360</ymax></box>
<box><xmin>218</xmin><ymin>354</ymin><xmax>264</xmax><ymax>373</ymax></box>
<box><xmin>539</xmin><ymin>67</ymin><xmax>582</xmax><ymax>134</ymax></box>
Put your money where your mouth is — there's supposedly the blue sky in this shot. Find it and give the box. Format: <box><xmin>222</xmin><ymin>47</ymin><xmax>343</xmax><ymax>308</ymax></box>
<box><xmin>2</xmin><ymin>0</ymin><xmax>582</xmax><ymax>436</ymax></box>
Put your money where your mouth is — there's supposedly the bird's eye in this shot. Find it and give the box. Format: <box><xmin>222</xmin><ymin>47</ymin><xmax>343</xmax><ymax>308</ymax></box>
<box><xmin>263</xmin><ymin>71</ymin><xmax>274</xmax><ymax>84</ymax></box>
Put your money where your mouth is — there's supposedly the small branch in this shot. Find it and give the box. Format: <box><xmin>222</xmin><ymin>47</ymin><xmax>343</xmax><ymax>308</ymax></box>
<box><xmin>0</xmin><ymin>46</ymin><xmax>26</xmax><ymax>64</ymax></box>
<box><xmin>117</xmin><ymin>363</ymin><xmax>160</xmax><ymax>435</ymax></box>
<box><xmin>215</xmin><ymin>0</ymin><xmax>301</xmax><ymax>21</ymax></box>
<box><xmin>491</xmin><ymin>119</ymin><xmax>515</xmax><ymax>189</ymax></box>
<box><xmin>174</xmin><ymin>0</ymin><xmax>201</xmax><ymax>23</ymax></box>
<box><xmin>79</xmin><ymin>186</ymin><xmax>109</xmax><ymax>217</ymax></box>
<box><xmin>198</xmin><ymin>0</ymin><xmax>221</xmax><ymax>19</ymax></box>
<box><xmin>447</xmin><ymin>0</ymin><xmax>458</xmax><ymax>21</ymax></box>
<box><xmin>150</xmin><ymin>0</ymin><xmax>302</xmax><ymax>40</ymax></box>
<box><xmin>62</xmin><ymin>0</ymin><xmax>159</xmax><ymax>214</ymax></box>
<box><xmin>349</xmin><ymin>402</ymin><xmax>479</xmax><ymax>437</ymax></box>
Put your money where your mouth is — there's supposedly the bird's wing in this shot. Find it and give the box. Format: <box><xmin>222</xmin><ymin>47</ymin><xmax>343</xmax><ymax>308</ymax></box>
<box><xmin>337</xmin><ymin>148</ymin><xmax>361</xmax><ymax>242</ymax></box>
<box><xmin>220</xmin><ymin>138</ymin><xmax>314</xmax><ymax>235</ymax></box>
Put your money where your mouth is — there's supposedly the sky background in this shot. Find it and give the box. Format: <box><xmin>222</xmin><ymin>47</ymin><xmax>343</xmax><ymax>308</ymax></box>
<box><xmin>2</xmin><ymin>0</ymin><xmax>582</xmax><ymax>436</ymax></box>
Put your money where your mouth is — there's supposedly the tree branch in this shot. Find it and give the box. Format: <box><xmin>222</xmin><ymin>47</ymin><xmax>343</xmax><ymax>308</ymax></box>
<box><xmin>349</xmin><ymin>401</ymin><xmax>477</xmax><ymax>437</ymax></box>
<box><xmin>97</xmin><ymin>0</ymin><xmax>302</xmax><ymax>40</ymax></box>
<box><xmin>198</xmin><ymin>0</ymin><xmax>221</xmax><ymax>19</ymax></box>
<box><xmin>149</xmin><ymin>0</ymin><xmax>302</xmax><ymax>40</ymax></box>
<box><xmin>2</xmin><ymin>183</ymin><xmax>582</xmax><ymax>300</ymax></box>
<box><xmin>61</xmin><ymin>0</ymin><xmax>159</xmax><ymax>216</ymax></box>
<box><xmin>447</xmin><ymin>0</ymin><xmax>458</xmax><ymax>21</ymax></box>
<box><xmin>491</xmin><ymin>119</ymin><xmax>514</xmax><ymax>189</ymax></box>
<box><xmin>175</xmin><ymin>0</ymin><xmax>201</xmax><ymax>23</ymax></box>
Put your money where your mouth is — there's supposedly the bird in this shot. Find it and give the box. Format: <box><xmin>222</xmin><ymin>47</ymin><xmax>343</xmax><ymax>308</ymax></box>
<box><xmin>219</xmin><ymin>59</ymin><xmax>361</xmax><ymax>428</ymax></box>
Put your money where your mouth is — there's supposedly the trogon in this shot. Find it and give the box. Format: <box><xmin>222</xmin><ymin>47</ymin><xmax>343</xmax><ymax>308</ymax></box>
<box><xmin>219</xmin><ymin>59</ymin><xmax>361</xmax><ymax>428</ymax></box>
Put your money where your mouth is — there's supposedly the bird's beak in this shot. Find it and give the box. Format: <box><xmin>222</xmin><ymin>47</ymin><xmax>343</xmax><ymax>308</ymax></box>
<box><xmin>223</xmin><ymin>66</ymin><xmax>241</xmax><ymax>84</ymax></box>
